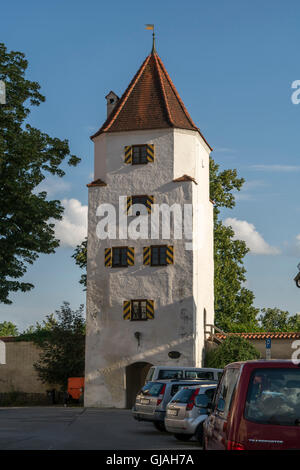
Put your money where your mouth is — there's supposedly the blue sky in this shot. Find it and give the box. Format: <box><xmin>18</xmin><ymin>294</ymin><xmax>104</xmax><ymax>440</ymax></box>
<box><xmin>1</xmin><ymin>0</ymin><xmax>300</xmax><ymax>330</ymax></box>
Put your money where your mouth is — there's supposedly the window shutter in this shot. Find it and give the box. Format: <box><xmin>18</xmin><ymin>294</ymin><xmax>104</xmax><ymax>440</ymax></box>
<box><xmin>146</xmin><ymin>300</ymin><xmax>155</xmax><ymax>319</ymax></box>
<box><xmin>104</xmin><ymin>248</ymin><xmax>112</xmax><ymax>267</ymax></box>
<box><xmin>146</xmin><ymin>144</ymin><xmax>154</xmax><ymax>162</ymax></box>
<box><xmin>146</xmin><ymin>195</ymin><xmax>154</xmax><ymax>214</ymax></box>
<box><xmin>143</xmin><ymin>247</ymin><xmax>151</xmax><ymax>265</ymax></box>
<box><xmin>124</xmin><ymin>146</ymin><xmax>132</xmax><ymax>164</ymax></box>
<box><xmin>127</xmin><ymin>247</ymin><xmax>135</xmax><ymax>266</ymax></box>
<box><xmin>123</xmin><ymin>301</ymin><xmax>131</xmax><ymax>320</ymax></box>
<box><xmin>126</xmin><ymin>196</ymin><xmax>132</xmax><ymax>214</ymax></box>
<box><xmin>166</xmin><ymin>245</ymin><xmax>174</xmax><ymax>264</ymax></box>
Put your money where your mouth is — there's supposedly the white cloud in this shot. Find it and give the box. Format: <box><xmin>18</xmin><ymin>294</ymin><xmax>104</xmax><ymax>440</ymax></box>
<box><xmin>36</xmin><ymin>176</ymin><xmax>72</xmax><ymax>197</ymax></box>
<box><xmin>224</xmin><ymin>217</ymin><xmax>280</xmax><ymax>255</ymax></box>
<box><xmin>54</xmin><ymin>198</ymin><xmax>87</xmax><ymax>248</ymax></box>
<box><xmin>234</xmin><ymin>180</ymin><xmax>266</xmax><ymax>201</ymax></box>
<box><xmin>284</xmin><ymin>234</ymin><xmax>300</xmax><ymax>257</ymax></box>
<box><xmin>250</xmin><ymin>164</ymin><xmax>300</xmax><ymax>172</ymax></box>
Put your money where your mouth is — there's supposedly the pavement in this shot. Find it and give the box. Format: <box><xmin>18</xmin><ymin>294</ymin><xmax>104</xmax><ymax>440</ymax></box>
<box><xmin>0</xmin><ymin>407</ymin><xmax>201</xmax><ymax>450</ymax></box>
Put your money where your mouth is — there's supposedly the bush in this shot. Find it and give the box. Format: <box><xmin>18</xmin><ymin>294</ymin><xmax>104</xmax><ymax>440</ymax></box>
<box><xmin>204</xmin><ymin>335</ymin><xmax>260</xmax><ymax>369</ymax></box>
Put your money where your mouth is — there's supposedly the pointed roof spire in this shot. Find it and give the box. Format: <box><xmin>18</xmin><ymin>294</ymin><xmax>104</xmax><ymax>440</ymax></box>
<box><xmin>151</xmin><ymin>28</ymin><xmax>156</xmax><ymax>54</ymax></box>
<box><xmin>145</xmin><ymin>24</ymin><xmax>156</xmax><ymax>54</ymax></box>
<box><xmin>91</xmin><ymin>40</ymin><xmax>211</xmax><ymax>150</ymax></box>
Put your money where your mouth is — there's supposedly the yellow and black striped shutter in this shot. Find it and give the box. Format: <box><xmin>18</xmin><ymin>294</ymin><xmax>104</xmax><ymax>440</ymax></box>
<box><xmin>124</xmin><ymin>146</ymin><xmax>132</xmax><ymax>164</ymax></box>
<box><xmin>127</xmin><ymin>247</ymin><xmax>135</xmax><ymax>266</ymax></box>
<box><xmin>166</xmin><ymin>245</ymin><xmax>174</xmax><ymax>264</ymax></box>
<box><xmin>126</xmin><ymin>196</ymin><xmax>132</xmax><ymax>214</ymax></box>
<box><xmin>104</xmin><ymin>248</ymin><xmax>112</xmax><ymax>267</ymax></box>
<box><xmin>146</xmin><ymin>300</ymin><xmax>155</xmax><ymax>319</ymax></box>
<box><xmin>146</xmin><ymin>195</ymin><xmax>154</xmax><ymax>214</ymax></box>
<box><xmin>146</xmin><ymin>144</ymin><xmax>155</xmax><ymax>162</ymax></box>
<box><xmin>123</xmin><ymin>301</ymin><xmax>131</xmax><ymax>320</ymax></box>
<box><xmin>143</xmin><ymin>246</ymin><xmax>151</xmax><ymax>265</ymax></box>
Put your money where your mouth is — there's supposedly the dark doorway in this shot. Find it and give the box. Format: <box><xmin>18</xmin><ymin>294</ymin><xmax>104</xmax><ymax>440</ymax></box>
<box><xmin>125</xmin><ymin>362</ymin><xmax>153</xmax><ymax>409</ymax></box>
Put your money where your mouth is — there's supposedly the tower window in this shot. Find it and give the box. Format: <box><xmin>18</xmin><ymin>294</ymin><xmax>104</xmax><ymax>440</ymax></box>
<box><xmin>131</xmin><ymin>300</ymin><xmax>148</xmax><ymax>321</ymax></box>
<box><xmin>129</xmin><ymin>195</ymin><xmax>154</xmax><ymax>215</ymax></box>
<box><xmin>132</xmin><ymin>145</ymin><xmax>148</xmax><ymax>165</ymax></box>
<box><xmin>112</xmin><ymin>247</ymin><xmax>128</xmax><ymax>267</ymax></box>
<box><xmin>151</xmin><ymin>246</ymin><xmax>167</xmax><ymax>266</ymax></box>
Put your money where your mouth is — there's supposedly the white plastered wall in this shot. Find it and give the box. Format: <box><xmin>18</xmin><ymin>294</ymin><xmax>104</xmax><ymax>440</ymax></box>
<box><xmin>85</xmin><ymin>127</ymin><xmax>214</xmax><ymax>407</ymax></box>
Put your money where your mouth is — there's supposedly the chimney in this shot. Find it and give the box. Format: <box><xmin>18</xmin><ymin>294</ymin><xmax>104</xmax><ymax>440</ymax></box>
<box><xmin>105</xmin><ymin>91</ymin><xmax>119</xmax><ymax>117</ymax></box>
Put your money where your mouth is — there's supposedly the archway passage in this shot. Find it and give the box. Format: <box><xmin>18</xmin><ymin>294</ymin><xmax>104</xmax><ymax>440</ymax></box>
<box><xmin>125</xmin><ymin>362</ymin><xmax>153</xmax><ymax>409</ymax></box>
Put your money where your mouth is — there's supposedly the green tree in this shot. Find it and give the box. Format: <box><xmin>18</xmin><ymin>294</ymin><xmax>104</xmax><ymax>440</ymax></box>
<box><xmin>0</xmin><ymin>43</ymin><xmax>80</xmax><ymax>304</ymax></box>
<box><xmin>0</xmin><ymin>321</ymin><xmax>18</xmax><ymax>336</ymax></box>
<box><xmin>205</xmin><ymin>335</ymin><xmax>260</xmax><ymax>369</ymax></box>
<box><xmin>259</xmin><ymin>308</ymin><xmax>300</xmax><ymax>332</ymax></box>
<box><xmin>210</xmin><ymin>158</ymin><xmax>259</xmax><ymax>332</ymax></box>
<box><xmin>71</xmin><ymin>238</ymin><xmax>87</xmax><ymax>289</ymax></box>
<box><xmin>72</xmin><ymin>158</ymin><xmax>260</xmax><ymax>332</ymax></box>
<box><xmin>33</xmin><ymin>302</ymin><xmax>85</xmax><ymax>390</ymax></box>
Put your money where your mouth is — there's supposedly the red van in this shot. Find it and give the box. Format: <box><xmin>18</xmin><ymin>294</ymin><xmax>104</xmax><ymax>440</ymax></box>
<box><xmin>203</xmin><ymin>360</ymin><xmax>300</xmax><ymax>450</ymax></box>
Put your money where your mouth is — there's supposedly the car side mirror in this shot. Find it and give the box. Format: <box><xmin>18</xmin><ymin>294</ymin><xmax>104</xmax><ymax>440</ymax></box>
<box><xmin>217</xmin><ymin>397</ymin><xmax>225</xmax><ymax>412</ymax></box>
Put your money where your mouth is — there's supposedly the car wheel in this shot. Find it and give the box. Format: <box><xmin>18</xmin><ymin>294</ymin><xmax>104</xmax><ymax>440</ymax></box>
<box><xmin>153</xmin><ymin>421</ymin><xmax>166</xmax><ymax>432</ymax></box>
<box><xmin>195</xmin><ymin>424</ymin><xmax>204</xmax><ymax>446</ymax></box>
<box><xmin>174</xmin><ymin>433</ymin><xmax>192</xmax><ymax>441</ymax></box>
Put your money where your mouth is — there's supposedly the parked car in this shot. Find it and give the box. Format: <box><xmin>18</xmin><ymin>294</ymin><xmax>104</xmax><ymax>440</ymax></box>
<box><xmin>145</xmin><ymin>366</ymin><xmax>223</xmax><ymax>383</ymax></box>
<box><xmin>132</xmin><ymin>379</ymin><xmax>217</xmax><ymax>431</ymax></box>
<box><xmin>165</xmin><ymin>383</ymin><xmax>217</xmax><ymax>444</ymax></box>
<box><xmin>203</xmin><ymin>360</ymin><xmax>300</xmax><ymax>450</ymax></box>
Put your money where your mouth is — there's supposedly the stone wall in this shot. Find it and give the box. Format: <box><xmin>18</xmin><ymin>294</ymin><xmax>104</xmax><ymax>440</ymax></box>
<box><xmin>0</xmin><ymin>339</ymin><xmax>50</xmax><ymax>394</ymax></box>
<box><xmin>205</xmin><ymin>337</ymin><xmax>298</xmax><ymax>361</ymax></box>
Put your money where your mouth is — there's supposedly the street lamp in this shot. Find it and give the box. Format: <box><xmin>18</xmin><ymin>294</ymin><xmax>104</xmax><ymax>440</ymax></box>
<box><xmin>294</xmin><ymin>263</ymin><xmax>300</xmax><ymax>288</ymax></box>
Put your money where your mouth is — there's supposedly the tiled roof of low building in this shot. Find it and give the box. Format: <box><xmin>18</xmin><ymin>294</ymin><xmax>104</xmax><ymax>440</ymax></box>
<box><xmin>216</xmin><ymin>332</ymin><xmax>300</xmax><ymax>340</ymax></box>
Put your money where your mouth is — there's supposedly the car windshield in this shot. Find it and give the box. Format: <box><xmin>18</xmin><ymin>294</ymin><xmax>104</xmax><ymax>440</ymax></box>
<box><xmin>157</xmin><ymin>370</ymin><xmax>183</xmax><ymax>379</ymax></box>
<box><xmin>140</xmin><ymin>382</ymin><xmax>164</xmax><ymax>397</ymax></box>
<box><xmin>245</xmin><ymin>368</ymin><xmax>300</xmax><ymax>426</ymax></box>
<box><xmin>185</xmin><ymin>371</ymin><xmax>214</xmax><ymax>380</ymax></box>
<box><xmin>170</xmin><ymin>388</ymin><xmax>197</xmax><ymax>404</ymax></box>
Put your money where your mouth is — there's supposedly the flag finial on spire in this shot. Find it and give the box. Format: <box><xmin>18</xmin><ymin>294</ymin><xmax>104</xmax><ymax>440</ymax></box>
<box><xmin>145</xmin><ymin>24</ymin><xmax>156</xmax><ymax>54</ymax></box>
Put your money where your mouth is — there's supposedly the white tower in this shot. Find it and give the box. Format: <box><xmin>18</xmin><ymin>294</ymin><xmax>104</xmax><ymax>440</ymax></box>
<box><xmin>84</xmin><ymin>44</ymin><xmax>214</xmax><ymax>408</ymax></box>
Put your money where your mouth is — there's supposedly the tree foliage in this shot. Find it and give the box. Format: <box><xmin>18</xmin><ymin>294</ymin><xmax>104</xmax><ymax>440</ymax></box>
<box><xmin>205</xmin><ymin>335</ymin><xmax>260</xmax><ymax>369</ymax></box>
<box><xmin>0</xmin><ymin>43</ymin><xmax>80</xmax><ymax>304</ymax></box>
<box><xmin>258</xmin><ymin>308</ymin><xmax>300</xmax><ymax>332</ymax></box>
<box><xmin>0</xmin><ymin>321</ymin><xmax>18</xmax><ymax>336</ymax></box>
<box><xmin>210</xmin><ymin>158</ymin><xmax>259</xmax><ymax>332</ymax></box>
<box><xmin>33</xmin><ymin>302</ymin><xmax>85</xmax><ymax>390</ymax></box>
<box><xmin>71</xmin><ymin>238</ymin><xmax>87</xmax><ymax>289</ymax></box>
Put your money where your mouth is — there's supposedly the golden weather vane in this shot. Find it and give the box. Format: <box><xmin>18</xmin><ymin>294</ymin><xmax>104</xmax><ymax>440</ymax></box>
<box><xmin>145</xmin><ymin>24</ymin><xmax>156</xmax><ymax>54</ymax></box>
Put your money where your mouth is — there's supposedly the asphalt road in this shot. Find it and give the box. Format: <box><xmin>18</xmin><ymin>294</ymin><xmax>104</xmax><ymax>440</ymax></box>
<box><xmin>0</xmin><ymin>407</ymin><xmax>202</xmax><ymax>450</ymax></box>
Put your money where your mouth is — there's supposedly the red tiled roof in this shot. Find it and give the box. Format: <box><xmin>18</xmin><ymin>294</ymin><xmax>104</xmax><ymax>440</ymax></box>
<box><xmin>86</xmin><ymin>179</ymin><xmax>107</xmax><ymax>188</ymax></box>
<box><xmin>173</xmin><ymin>175</ymin><xmax>197</xmax><ymax>184</ymax></box>
<box><xmin>216</xmin><ymin>332</ymin><xmax>300</xmax><ymax>340</ymax></box>
<box><xmin>91</xmin><ymin>52</ymin><xmax>212</xmax><ymax>150</ymax></box>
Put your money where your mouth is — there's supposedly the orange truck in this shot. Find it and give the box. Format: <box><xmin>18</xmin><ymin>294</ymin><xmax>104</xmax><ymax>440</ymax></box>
<box><xmin>67</xmin><ymin>377</ymin><xmax>84</xmax><ymax>401</ymax></box>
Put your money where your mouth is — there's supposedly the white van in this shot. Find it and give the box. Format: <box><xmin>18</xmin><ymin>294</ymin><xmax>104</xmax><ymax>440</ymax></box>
<box><xmin>145</xmin><ymin>366</ymin><xmax>223</xmax><ymax>383</ymax></box>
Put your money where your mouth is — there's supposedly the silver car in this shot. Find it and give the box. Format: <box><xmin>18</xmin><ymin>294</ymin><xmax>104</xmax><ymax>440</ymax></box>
<box><xmin>132</xmin><ymin>380</ymin><xmax>216</xmax><ymax>432</ymax></box>
<box><xmin>165</xmin><ymin>383</ymin><xmax>217</xmax><ymax>443</ymax></box>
